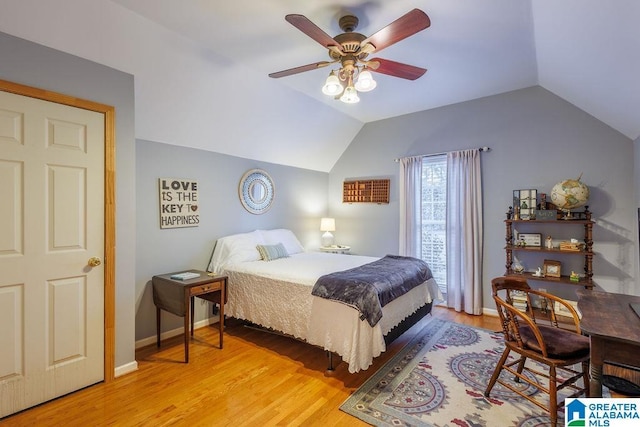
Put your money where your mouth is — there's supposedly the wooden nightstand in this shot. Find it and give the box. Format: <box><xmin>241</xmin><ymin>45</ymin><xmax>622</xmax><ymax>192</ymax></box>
<box><xmin>152</xmin><ymin>270</ymin><xmax>227</xmax><ymax>362</ymax></box>
<box><xmin>320</xmin><ymin>245</ymin><xmax>351</xmax><ymax>254</ymax></box>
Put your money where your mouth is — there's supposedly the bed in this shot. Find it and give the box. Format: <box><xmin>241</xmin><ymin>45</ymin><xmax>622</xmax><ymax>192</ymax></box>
<box><xmin>207</xmin><ymin>229</ymin><xmax>442</xmax><ymax>373</ymax></box>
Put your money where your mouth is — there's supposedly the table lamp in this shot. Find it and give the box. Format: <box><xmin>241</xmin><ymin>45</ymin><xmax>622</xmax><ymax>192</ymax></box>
<box><xmin>320</xmin><ymin>217</ymin><xmax>335</xmax><ymax>247</ymax></box>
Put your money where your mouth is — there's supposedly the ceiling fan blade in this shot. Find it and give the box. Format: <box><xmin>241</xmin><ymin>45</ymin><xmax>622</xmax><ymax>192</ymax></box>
<box><xmin>368</xmin><ymin>58</ymin><xmax>427</xmax><ymax>80</ymax></box>
<box><xmin>361</xmin><ymin>9</ymin><xmax>430</xmax><ymax>54</ymax></box>
<box><xmin>269</xmin><ymin>61</ymin><xmax>332</xmax><ymax>78</ymax></box>
<box><xmin>285</xmin><ymin>14</ymin><xmax>344</xmax><ymax>55</ymax></box>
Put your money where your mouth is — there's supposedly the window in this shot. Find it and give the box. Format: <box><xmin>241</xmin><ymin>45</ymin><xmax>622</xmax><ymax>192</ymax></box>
<box><xmin>421</xmin><ymin>155</ymin><xmax>447</xmax><ymax>295</ymax></box>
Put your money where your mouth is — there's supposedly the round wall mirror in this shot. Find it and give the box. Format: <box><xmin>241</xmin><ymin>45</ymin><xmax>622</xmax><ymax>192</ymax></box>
<box><xmin>238</xmin><ymin>169</ymin><xmax>275</xmax><ymax>214</ymax></box>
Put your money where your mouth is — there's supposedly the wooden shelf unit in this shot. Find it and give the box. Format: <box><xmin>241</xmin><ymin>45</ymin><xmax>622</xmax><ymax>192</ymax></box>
<box><xmin>504</xmin><ymin>206</ymin><xmax>595</xmax><ymax>289</ymax></box>
<box><xmin>343</xmin><ymin>179</ymin><xmax>390</xmax><ymax>204</ymax></box>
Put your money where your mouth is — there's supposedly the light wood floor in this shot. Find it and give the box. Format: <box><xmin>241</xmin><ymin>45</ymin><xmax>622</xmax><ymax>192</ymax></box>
<box><xmin>2</xmin><ymin>307</ymin><xmax>500</xmax><ymax>426</ymax></box>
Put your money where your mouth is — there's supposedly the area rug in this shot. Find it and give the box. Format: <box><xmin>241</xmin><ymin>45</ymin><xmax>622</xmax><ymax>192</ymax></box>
<box><xmin>341</xmin><ymin>318</ymin><xmax>581</xmax><ymax>427</ymax></box>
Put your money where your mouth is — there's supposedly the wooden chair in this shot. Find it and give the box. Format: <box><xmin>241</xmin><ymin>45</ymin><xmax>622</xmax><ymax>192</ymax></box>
<box><xmin>484</xmin><ymin>277</ymin><xmax>590</xmax><ymax>427</ymax></box>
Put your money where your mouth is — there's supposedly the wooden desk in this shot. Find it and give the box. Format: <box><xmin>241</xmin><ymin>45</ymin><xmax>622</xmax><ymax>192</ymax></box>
<box><xmin>576</xmin><ymin>289</ymin><xmax>640</xmax><ymax>397</ymax></box>
<box><xmin>152</xmin><ymin>271</ymin><xmax>227</xmax><ymax>362</ymax></box>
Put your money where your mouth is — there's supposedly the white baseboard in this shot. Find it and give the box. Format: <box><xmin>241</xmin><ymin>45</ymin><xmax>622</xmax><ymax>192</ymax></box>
<box><xmin>436</xmin><ymin>300</ymin><xmax>498</xmax><ymax>317</ymax></box>
<box><xmin>135</xmin><ymin>315</ymin><xmax>220</xmax><ymax>350</ymax></box>
<box><xmin>483</xmin><ymin>307</ymin><xmax>499</xmax><ymax>317</ymax></box>
<box><xmin>115</xmin><ymin>361</ymin><xmax>138</xmax><ymax>377</ymax></box>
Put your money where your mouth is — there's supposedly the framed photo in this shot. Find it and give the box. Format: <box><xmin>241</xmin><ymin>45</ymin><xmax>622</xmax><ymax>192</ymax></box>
<box><xmin>543</xmin><ymin>259</ymin><xmax>561</xmax><ymax>278</ymax></box>
<box><xmin>518</xmin><ymin>233</ymin><xmax>542</xmax><ymax>247</ymax></box>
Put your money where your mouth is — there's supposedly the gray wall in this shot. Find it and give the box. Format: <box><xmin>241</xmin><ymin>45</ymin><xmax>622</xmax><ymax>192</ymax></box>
<box><xmin>329</xmin><ymin>87</ymin><xmax>638</xmax><ymax>306</ymax></box>
<box><xmin>3</xmin><ymin>28</ymin><xmax>638</xmax><ymax>368</ymax></box>
<box><xmin>0</xmin><ymin>30</ymin><xmax>330</xmax><ymax>360</ymax></box>
<box><xmin>135</xmin><ymin>140</ymin><xmax>328</xmax><ymax>341</ymax></box>
<box><xmin>0</xmin><ymin>32</ymin><xmax>137</xmax><ymax>368</ymax></box>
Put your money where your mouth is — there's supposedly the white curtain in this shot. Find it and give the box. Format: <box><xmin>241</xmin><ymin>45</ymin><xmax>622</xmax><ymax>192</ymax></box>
<box><xmin>446</xmin><ymin>149</ymin><xmax>483</xmax><ymax>314</ymax></box>
<box><xmin>398</xmin><ymin>156</ymin><xmax>423</xmax><ymax>257</ymax></box>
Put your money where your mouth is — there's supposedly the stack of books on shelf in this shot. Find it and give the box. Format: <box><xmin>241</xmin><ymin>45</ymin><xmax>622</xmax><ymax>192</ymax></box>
<box><xmin>510</xmin><ymin>290</ymin><xmax>528</xmax><ymax>312</ymax></box>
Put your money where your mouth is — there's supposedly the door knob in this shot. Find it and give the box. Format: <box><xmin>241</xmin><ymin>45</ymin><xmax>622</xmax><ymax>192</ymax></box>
<box><xmin>88</xmin><ymin>257</ymin><xmax>102</xmax><ymax>267</ymax></box>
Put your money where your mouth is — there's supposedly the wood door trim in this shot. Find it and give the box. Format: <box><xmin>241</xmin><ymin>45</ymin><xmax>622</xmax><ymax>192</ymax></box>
<box><xmin>0</xmin><ymin>78</ymin><xmax>116</xmax><ymax>382</ymax></box>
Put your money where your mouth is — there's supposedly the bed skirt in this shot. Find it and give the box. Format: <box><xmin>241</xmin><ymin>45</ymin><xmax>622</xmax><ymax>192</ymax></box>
<box><xmin>384</xmin><ymin>301</ymin><xmax>433</xmax><ymax>345</ymax></box>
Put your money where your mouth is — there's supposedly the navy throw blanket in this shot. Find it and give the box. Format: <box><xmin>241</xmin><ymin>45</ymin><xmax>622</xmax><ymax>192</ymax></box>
<box><xmin>311</xmin><ymin>255</ymin><xmax>433</xmax><ymax>327</ymax></box>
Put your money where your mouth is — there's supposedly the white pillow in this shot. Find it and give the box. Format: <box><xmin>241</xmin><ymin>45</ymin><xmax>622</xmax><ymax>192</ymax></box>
<box><xmin>258</xmin><ymin>229</ymin><xmax>305</xmax><ymax>255</ymax></box>
<box><xmin>208</xmin><ymin>231</ymin><xmax>264</xmax><ymax>273</ymax></box>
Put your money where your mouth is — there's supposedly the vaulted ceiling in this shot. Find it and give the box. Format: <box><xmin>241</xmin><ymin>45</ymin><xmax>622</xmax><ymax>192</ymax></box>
<box><xmin>1</xmin><ymin>1</ymin><xmax>638</xmax><ymax>171</ymax></box>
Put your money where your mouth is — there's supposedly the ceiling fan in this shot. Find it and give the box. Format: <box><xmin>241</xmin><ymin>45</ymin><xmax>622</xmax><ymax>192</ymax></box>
<box><xmin>269</xmin><ymin>9</ymin><xmax>431</xmax><ymax>103</ymax></box>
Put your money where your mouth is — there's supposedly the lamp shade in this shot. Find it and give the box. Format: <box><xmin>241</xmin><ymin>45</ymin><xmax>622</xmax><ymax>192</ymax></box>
<box><xmin>340</xmin><ymin>85</ymin><xmax>360</xmax><ymax>104</ymax></box>
<box><xmin>322</xmin><ymin>71</ymin><xmax>344</xmax><ymax>96</ymax></box>
<box><xmin>354</xmin><ymin>70</ymin><xmax>377</xmax><ymax>92</ymax></box>
<box><xmin>320</xmin><ymin>217</ymin><xmax>335</xmax><ymax>232</ymax></box>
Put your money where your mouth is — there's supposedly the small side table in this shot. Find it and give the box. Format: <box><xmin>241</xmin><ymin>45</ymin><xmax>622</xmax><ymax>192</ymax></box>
<box><xmin>320</xmin><ymin>245</ymin><xmax>351</xmax><ymax>254</ymax></box>
<box><xmin>152</xmin><ymin>270</ymin><xmax>227</xmax><ymax>362</ymax></box>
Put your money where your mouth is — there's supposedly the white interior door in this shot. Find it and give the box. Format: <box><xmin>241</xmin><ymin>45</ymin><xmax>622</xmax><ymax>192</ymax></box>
<box><xmin>0</xmin><ymin>90</ymin><xmax>105</xmax><ymax>417</ymax></box>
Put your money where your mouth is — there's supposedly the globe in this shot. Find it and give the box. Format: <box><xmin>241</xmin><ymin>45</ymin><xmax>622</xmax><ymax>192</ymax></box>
<box><xmin>550</xmin><ymin>178</ymin><xmax>590</xmax><ymax>211</ymax></box>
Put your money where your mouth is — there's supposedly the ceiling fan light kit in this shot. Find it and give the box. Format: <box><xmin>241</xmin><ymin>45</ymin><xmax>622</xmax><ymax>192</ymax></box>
<box><xmin>270</xmin><ymin>9</ymin><xmax>431</xmax><ymax>104</ymax></box>
<box><xmin>322</xmin><ymin>64</ymin><xmax>375</xmax><ymax>103</ymax></box>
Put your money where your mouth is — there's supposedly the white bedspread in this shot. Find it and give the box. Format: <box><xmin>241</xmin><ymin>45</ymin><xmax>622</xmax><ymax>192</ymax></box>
<box><xmin>222</xmin><ymin>252</ymin><xmax>442</xmax><ymax>373</ymax></box>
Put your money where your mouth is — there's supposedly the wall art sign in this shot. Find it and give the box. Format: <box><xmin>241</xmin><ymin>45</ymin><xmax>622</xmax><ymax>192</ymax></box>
<box><xmin>159</xmin><ymin>178</ymin><xmax>200</xmax><ymax>229</ymax></box>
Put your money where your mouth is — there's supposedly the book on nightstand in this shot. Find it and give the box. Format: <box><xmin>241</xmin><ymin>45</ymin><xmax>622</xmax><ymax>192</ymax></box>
<box><xmin>170</xmin><ymin>272</ymin><xmax>201</xmax><ymax>281</ymax></box>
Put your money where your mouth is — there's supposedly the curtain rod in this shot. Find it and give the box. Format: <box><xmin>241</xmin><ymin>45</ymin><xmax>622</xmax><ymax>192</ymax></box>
<box><xmin>394</xmin><ymin>146</ymin><xmax>490</xmax><ymax>162</ymax></box>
